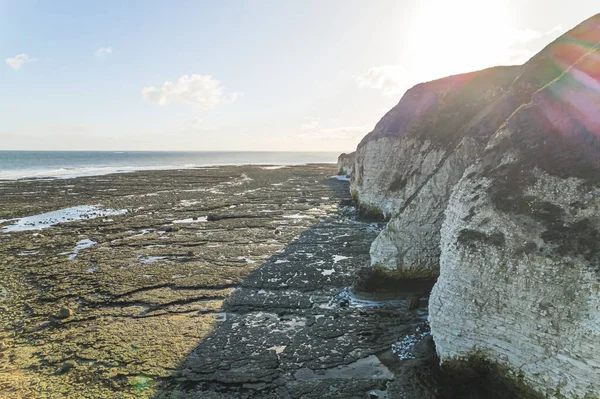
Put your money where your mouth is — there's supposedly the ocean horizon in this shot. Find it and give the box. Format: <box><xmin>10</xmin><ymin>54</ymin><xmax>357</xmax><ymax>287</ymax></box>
<box><xmin>0</xmin><ymin>150</ymin><xmax>341</xmax><ymax>180</ymax></box>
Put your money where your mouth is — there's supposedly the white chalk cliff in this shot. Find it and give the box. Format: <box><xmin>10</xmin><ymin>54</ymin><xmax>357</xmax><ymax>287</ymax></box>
<box><xmin>337</xmin><ymin>152</ymin><xmax>356</xmax><ymax>178</ymax></box>
<box><xmin>350</xmin><ymin>66</ymin><xmax>519</xmax><ymax>277</ymax></box>
<box><xmin>342</xmin><ymin>13</ymin><xmax>600</xmax><ymax>397</ymax></box>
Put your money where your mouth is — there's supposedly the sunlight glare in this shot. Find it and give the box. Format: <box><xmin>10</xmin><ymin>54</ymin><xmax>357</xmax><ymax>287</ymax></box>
<box><xmin>406</xmin><ymin>0</ymin><xmax>521</xmax><ymax>82</ymax></box>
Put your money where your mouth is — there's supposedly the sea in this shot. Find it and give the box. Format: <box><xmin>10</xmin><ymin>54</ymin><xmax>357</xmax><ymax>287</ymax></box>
<box><xmin>0</xmin><ymin>151</ymin><xmax>340</xmax><ymax>180</ymax></box>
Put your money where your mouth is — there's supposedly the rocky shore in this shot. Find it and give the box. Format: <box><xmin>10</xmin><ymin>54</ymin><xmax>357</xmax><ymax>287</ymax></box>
<box><xmin>0</xmin><ymin>165</ymin><xmax>433</xmax><ymax>398</ymax></box>
<box><xmin>155</xmin><ymin>202</ymin><xmax>430</xmax><ymax>399</ymax></box>
<box><xmin>3</xmin><ymin>13</ymin><xmax>599</xmax><ymax>398</ymax></box>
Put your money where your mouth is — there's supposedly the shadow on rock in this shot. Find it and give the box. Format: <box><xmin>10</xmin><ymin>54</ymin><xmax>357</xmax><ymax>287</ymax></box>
<box><xmin>152</xmin><ymin>195</ymin><xmax>428</xmax><ymax>399</ymax></box>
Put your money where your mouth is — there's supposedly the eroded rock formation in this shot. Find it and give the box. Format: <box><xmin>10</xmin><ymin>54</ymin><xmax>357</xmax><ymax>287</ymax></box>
<box><xmin>352</xmin><ymin>66</ymin><xmax>520</xmax><ymax>278</ymax></box>
<box><xmin>349</xmin><ymin>13</ymin><xmax>600</xmax><ymax>398</ymax></box>
<box><xmin>337</xmin><ymin>152</ymin><xmax>356</xmax><ymax>177</ymax></box>
<box><xmin>431</xmin><ymin>15</ymin><xmax>600</xmax><ymax>397</ymax></box>
<box><xmin>351</xmin><ymin>14</ymin><xmax>600</xmax><ymax>282</ymax></box>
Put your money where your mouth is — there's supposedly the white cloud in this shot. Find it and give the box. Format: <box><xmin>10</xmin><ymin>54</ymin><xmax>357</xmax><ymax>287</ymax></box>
<box><xmin>142</xmin><ymin>74</ymin><xmax>242</xmax><ymax>110</ymax></box>
<box><xmin>95</xmin><ymin>47</ymin><xmax>113</xmax><ymax>57</ymax></box>
<box><xmin>356</xmin><ymin>64</ymin><xmax>414</xmax><ymax>97</ymax></box>
<box><xmin>545</xmin><ymin>25</ymin><xmax>566</xmax><ymax>38</ymax></box>
<box><xmin>501</xmin><ymin>26</ymin><xmax>567</xmax><ymax>62</ymax></box>
<box><xmin>5</xmin><ymin>53</ymin><xmax>36</xmax><ymax>71</ymax></box>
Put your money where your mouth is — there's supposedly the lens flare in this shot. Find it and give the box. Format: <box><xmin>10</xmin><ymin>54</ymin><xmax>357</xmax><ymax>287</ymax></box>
<box><xmin>533</xmin><ymin>16</ymin><xmax>600</xmax><ymax>140</ymax></box>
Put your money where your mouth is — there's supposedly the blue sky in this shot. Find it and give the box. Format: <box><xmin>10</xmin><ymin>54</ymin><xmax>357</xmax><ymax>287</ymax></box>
<box><xmin>1</xmin><ymin>0</ymin><xmax>598</xmax><ymax>151</ymax></box>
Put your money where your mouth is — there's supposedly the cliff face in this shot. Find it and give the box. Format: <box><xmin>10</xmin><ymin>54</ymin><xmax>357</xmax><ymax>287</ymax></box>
<box><xmin>354</xmin><ymin>66</ymin><xmax>520</xmax><ymax>276</ymax></box>
<box><xmin>350</xmin><ymin>13</ymin><xmax>600</xmax><ymax>397</ymax></box>
<box><xmin>337</xmin><ymin>152</ymin><xmax>355</xmax><ymax>177</ymax></box>
<box><xmin>353</xmin><ymin>66</ymin><xmax>517</xmax><ymax>215</ymax></box>
<box><xmin>352</xmin><ymin>15</ymin><xmax>600</xmax><ymax>280</ymax></box>
<box><xmin>431</xmin><ymin>17</ymin><xmax>600</xmax><ymax>397</ymax></box>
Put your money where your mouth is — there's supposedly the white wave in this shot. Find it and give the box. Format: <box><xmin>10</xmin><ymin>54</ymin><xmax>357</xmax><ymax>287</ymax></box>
<box><xmin>0</xmin><ymin>165</ymin><xmax>192</xmax><ymax>180</ymax></box>
<box><xmin>0</xmin><ymin>161</ymin><xmax>335</xmax><ymax>181</ymax></box>
<box><xmin>260</xmin><ymin>166</ymin><xmax>288</xmax><ymax>170</ymax></box>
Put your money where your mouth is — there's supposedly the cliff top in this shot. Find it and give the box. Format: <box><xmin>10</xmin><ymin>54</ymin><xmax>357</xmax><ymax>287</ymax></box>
<box><xmin>358</xmin><ymin>13</ymin><xmax>600</xmax><ymax>163</ymax></box>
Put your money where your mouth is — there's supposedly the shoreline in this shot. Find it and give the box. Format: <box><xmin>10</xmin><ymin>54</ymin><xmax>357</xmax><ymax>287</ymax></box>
<box><xmin>0</xmin><ymin>164</ymin><xmax>431</xmax><ymax>398</ymax></box>
<box><xmin>0</xmin><ymin>150</ymin><xmax>341</xmax><ymax>181</ymax></box>
<box><xmin>0</xmin><ymin>162</ymin><xmax>337</xmax><ymax>181</ymax></box>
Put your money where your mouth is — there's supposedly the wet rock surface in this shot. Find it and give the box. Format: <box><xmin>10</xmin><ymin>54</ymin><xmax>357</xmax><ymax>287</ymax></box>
<box><xmin>0</xmin><ymin>165</ymin><xmax>428</xmax><ymax>398</ymax></box>
<box><xmin>155</xmin><ymin>197</ymin><xmax>428</xmax><ymax>399</ymax></box>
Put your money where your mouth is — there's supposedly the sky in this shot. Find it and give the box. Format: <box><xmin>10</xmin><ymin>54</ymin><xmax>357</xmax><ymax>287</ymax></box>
<box><xmin>1</xmin><ymin>0</ymin><xmax>598</xmax><ymax>152</ymax></box>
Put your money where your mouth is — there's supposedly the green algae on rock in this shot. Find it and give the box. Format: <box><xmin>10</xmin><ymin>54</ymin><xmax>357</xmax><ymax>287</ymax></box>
<box><xmin>0</xmin><ymin>164</ymin><xmax>368</xmax><ymax>398</ymax></box>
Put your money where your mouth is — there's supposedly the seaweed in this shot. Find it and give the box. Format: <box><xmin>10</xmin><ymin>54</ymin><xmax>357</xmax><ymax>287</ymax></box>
<box><xmin>440</xmin><ymin>353</ymin><xmax>546</xmax><ymax>399</ymax></box>
<box><xmin>357</xmin><ymin>203</ymin><xmax>386</xmax><ymax>222</ymax></box>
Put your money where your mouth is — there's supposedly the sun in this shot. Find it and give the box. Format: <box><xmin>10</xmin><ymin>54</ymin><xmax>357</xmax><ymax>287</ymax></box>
<box><xmin>405</xmin><ymin>0</ymin><xmax>520</xmax><ymax>81</ymax></box>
